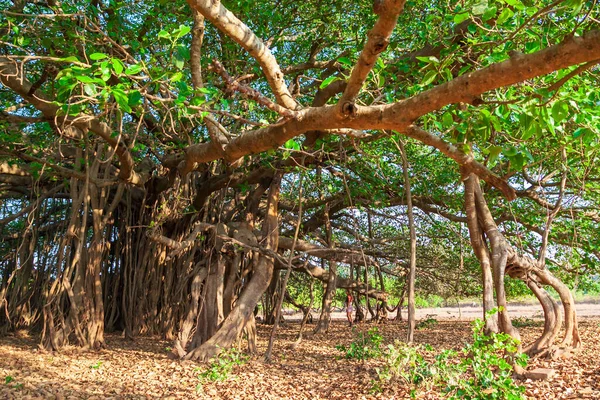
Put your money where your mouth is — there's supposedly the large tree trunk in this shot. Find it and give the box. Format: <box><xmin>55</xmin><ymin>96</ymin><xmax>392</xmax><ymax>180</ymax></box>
<box><xmin>184</xmin><ymin>172</ymin><xmax>282</xmax><ymax>361</ymax></box>
<box><xmin>463</xmin><ymin>171</ymin><xmax>580</xmax><ymax>357</ymax></box>
<box><xmin>463</xmin><ymin>172</ymin><xmax>498</xmax><ymax>333</ymax></box>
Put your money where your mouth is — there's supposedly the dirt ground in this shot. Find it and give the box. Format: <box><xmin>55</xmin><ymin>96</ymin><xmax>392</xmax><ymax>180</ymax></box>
<box><xmin>1</xmin><ymin>313</ymin><xmax>599</xmax><ymax>399</ymax></box>
<box><xmin>315</xmin><ymin>300</ymin><xmax>600</xmax><ymax>323</ymax></box>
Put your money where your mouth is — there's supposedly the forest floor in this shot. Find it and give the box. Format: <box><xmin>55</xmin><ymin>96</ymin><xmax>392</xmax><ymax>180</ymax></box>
<box><xmin>1</xmin><ymin>315</ymin><xmax>599</xmax><ymax>399</ymax></box>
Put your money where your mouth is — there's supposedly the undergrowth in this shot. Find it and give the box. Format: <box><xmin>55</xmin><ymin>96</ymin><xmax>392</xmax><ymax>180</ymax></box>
<box><xmin>416</xmin><ymin>315</ymin><xmax>438</xmax><ymax>330</ymax></box>
<box><xmin>371</xmin><ymin>310</ymin><xmax>528</xmax><ymax>399</ymax></box>
<box><xmin>335</xmin><ymin>327</ymin><xmax>384</xmax><ymax>360</ymax></box>
<box><xmin>512</xmin><ymin>316</ymin><xmax>542</xmax><ymax>328</ymax></box>
<box><xmin>196</xmin><ymin>347</ymin><xmax>248</xmax><ymax>392</ymax></box>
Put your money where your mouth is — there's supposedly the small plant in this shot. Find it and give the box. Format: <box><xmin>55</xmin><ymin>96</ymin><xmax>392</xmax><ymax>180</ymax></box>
<box><xmin>373</xmin><ymin>310</ymin><xmax>528</xmax><ymax>399</ymax></box>
<box><xmin>512</xmin><ymin>316</ymin><xmax>541</xmax><ymax>328</ymax></box>
<box><xmin>336</xmin><ymin>327</ymin><xmax>384</xmax><ymax>360</ymax></box>
<box><xmin>90</xmin><ymin>361</ymin><xmax>103</xmax><ymax>370</ymax></box>
<box><xmin>4</xmin><ymin>376</ymin><xmax>23</xmax><ymax>390</ymax></box>
<box><xmin>445</xmin><ymin>314</ymin><xmax>528</xmax><ymax>399</ymax></box>
<box><xmin>417</xmin><ymin>315</ymin><xmax>438</xmax><ymax>330</ymax></box>
<box><xmin>376</xmin><ymin>342</ymin><xmax>433</xmax><ymax>388</ymax></box>
<box><xmin>196</xmin><ymin>347</ymin><xmax>249</xmax><ymax>392</ymax></box>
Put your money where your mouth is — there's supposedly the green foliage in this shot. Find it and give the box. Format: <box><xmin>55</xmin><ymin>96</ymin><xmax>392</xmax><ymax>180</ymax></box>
<box><xmin>416</xmin><ymin>315</ymin><xmax>438</xmax><ymax>330</ymax></box>
<box><xmin>511</xmin><ymin>317</ymin><xmax>542</xmax><ymax>328</ymax></box>
<box><xmin>449</xmin><ymin>316</ymin><xmax>528</xmax><ymax>400</ymax></box>
<box><xmin>374</xmin><ymin>312</ymin><xmax>527</xmax><ymax>399</ymax></box>
<box><xmin>376</xmin><ymin>342</ymin><xmax>434</xmax><ymax>389</ymax></box>
<box><xmin>196</xmin><ymin>347</ymin><xmax>249</xmax><ymax>390</ymax></box>
<box><xmin>90</xmin><ymin>361</ymin><xmax>103</xmax><ymax>370</ymax></box>
<box><xmin>336</xmin><ymin>327</ymin><xmax>384</xmax><ymax>360</ymax></box>
<box><xmin>4</xmin><ymin>375</ymin><xmax>23</xmax><ymax>390</ymax></box>
<box><xmin>414</xmin><ymin>294</ymin><xmax>445</xmax><ymax>308</ymax></box>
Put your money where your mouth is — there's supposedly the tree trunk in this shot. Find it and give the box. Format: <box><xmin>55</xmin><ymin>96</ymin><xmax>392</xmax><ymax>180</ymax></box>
<box><xmin>184</xmin><ymin>172</ymin><xmax>282</xmax><ymax>361</ymax></box>
<box><xmin>314</xmin><ymin>202</ymin><xmax>337</xmax><ymax>334</ymax></box>
<box><xmin>398</xmin><ymin>139</ymin><xmax>417</xmax><ymax>343</ymax></box>
<box><xmin>463</xmin><ymin>172</ymin><xmax>498</xmax><ymax>333</ymax></box>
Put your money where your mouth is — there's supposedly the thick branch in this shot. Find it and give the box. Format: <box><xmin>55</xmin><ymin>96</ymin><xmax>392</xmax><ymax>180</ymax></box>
<box><xmin>187</xmin><ymin>0</ymin><xmax>297</xmax><ymax>109</ymax></box>
<box><xmin>155</xmin><ymin>30</ymin><xmax>600</xmax><ymax>194</ymax></box>
<box><xmin>339</xmin><ymin>0</ymin><xmax>407</xmax><ymax>104</ymax></box>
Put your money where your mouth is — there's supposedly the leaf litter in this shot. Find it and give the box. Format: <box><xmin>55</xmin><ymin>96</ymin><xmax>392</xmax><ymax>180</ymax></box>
<box><xmin>1</xmin><ymin>319</ymin><xmax>599</xmax><ymax>399</ymax></box>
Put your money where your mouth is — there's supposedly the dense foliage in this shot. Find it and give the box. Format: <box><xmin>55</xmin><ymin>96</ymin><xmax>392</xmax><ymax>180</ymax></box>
<box><xmin>0</xmin><ymin>0</ymin><xmax>598</xmax><ymax>362</ymax></box>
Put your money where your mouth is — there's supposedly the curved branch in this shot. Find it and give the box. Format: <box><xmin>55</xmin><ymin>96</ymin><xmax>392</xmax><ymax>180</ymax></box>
<box><xmin>168</xmin><ymin>30</ymin><xmax>600</xmax><ymax>195</ymax></box>
<box><xmin>187</xmin><ymin>0</ymin><xmax>297</xmax><ymax>109</ymax></box>
<box><xmin>0</xmin><ymin>57</ymin><xmax>142</xmax><ymax>185</ymax></box>
<box><xmin>339</xmin><ymin>0</ymin><xmax>407</xmax><ymax>104</ymax></box>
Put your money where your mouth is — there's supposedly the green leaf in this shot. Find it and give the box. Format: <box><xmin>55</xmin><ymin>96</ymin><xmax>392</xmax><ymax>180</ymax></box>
<box><xmin>112</xmin><ymin>88</ymin><xmax>131</xmax><ymax>112</ymax></box>
<box><xmin>125</xmin><ymin>64</ymin><xmax>143</xmax><ymax>75</ymax></box>
<box><xmin>503</xmin><ymin>0</ymin><xmax>525</xmax><ymax>10</ymax></box>
<box><xmin>83</xmin><ymin>83</ymin><xmax>97</xmax><ymax>96</ymax></box>
<box><xmin>60</xmin><ymin>56</ymin><xmax>80</xmax><ymax>63</ymax></box>
<box><xmin>416</xmin><ymin>56</ymin><xmax>440</xmax><ymax>64</ymax></box>
<box><xmin>442</xmin><ymin>112</ymin><xmax>454</xmax><ymax>128</ymax></box>
<box><xmin>174</xmin><ymin>24</ymin><xmax>191</xmax><ymax>40</ymax></box>
<box><xmin>89</xmin><ymin>53</ymin><xmax>108</xmax><ymax>61</ymax></box>
<box><xmin>111</xmin><ymin>58</ymin><xmax>124</xmax><ymax>75</ymax></box>
<box><xmin>319</xmin><ymin>76</ymin><xmax>338</xmax><ymax>89</ymax></box>
<box><xmin>420</xmin><ymin>70</ymin><xmax>437</xmax><ymax>86</ymax></box>
<box><xmin>551</xmin><ymin>100</ymin><xmax>569</xmax><ymax>123</ymax></box>
<box><xmin>503</xmin><ymin>146</ymin><xmax>518</xmax><ymax>157</ymax></box>
<box><xmin>75</xmin><ymin>75</ymin><xmax>96</xmax><ymax>83</ymax></box>
<box><xmin>284</xmin><ymin>139</ymin><xmax>300</xmax><ymax>150</ymax></box>
<box><xmin>158</xmin><ymin>30</ymin><xmax>170</xmax><ymax>39</ymax></box>
<box><xmin>472</xmin><ymin>0</ymin><xmax>488</xmax><ymax>15</ymax></box>
<box><xmin>170</xmin><ymin>72</ymin><xmax>183</xmax><ymax>82</ymax></box>
<box><xmin>497</xmin><ymin>8</ymin><xmax>514</xmax><ymax>24</ymax></box>
<box><xmin>337</xmin><ymin>57</ymin><xmax>352</xmax><ymax>67</ymax></box>
<box><xmin>100</xmin><ymin>62</ymin><xmax>111</xmax><ymax>81</ymax></box>
<box><xmin>482</xmin><ymin>6</ymin><xmax>497</xmax><ymax>21</ymax></box>
<box><xmin>488</xmin><ymin>145</ymin><xmax>502</xmax><ymax>165</ymax></box>
<box><xmin>454</xmin><ymin>12</ymin><xmax>470</xmax><ymax>24</ymax></box>
<box><xmin>128</xmin><ymin>90</ymin><xmax>142</xmax><ymax>106</ymax></box>
<box><xmin>173</xmin><ymin>54</ymin><xmax>185</xmax><ymax>70</ymax></box>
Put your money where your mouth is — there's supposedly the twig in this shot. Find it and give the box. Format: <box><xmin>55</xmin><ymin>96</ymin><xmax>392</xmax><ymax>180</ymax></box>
<box><xmin>212</xmin><ymin>59</ymin><xmax>297</xmax><ymax>119</ymax></box>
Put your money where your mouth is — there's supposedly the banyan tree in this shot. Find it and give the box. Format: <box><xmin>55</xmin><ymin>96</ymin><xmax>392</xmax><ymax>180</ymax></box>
<box><xmin>1</xmin><ymin>0</ymin><xmax>599</xmax><ymax>362</ymax></box>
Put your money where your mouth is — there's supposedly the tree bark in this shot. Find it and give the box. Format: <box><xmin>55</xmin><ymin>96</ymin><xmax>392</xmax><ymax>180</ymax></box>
<box><xmin>463</xmin><ymin>172</ymin><xmax>498</xmax><ymax>333</ymax></box>
<box><xmin>398</xmin><ymin>139</ymin><xmax>417</xmax><ymax>343</ymax></box>
<box><xmin>184</xmin><ymin>172</ymin><xmax>282</xmax><ymax>361</ymax></box>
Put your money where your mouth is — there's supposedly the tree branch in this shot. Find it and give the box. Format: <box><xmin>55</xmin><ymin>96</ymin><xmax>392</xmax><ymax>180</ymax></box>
<box><xmin>186</xmin><ymin>0</ymin><xmax>297</xmax><ymax>109</ymax></box>
<box><xmin>339</xmin><ymin>0</ymin><xmax>407</xmax><ymax>105</ymax></box>
<box><xmin>0</xmin><ymin>57</ymin><xmax>143</xmax><ymax>185</ymax></box>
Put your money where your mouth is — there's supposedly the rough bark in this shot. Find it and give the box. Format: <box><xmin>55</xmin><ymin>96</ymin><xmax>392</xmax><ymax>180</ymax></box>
<box><xmin>463</xmin><ymin>172</ymin><xmax>498</xmax><ymax>333</ymax></box>
<box><xmin>398</xmin><ymin>139</ymin><xmax>417</xmax><ymax>343</ymax></box>
<box><xmin>184</xmin><ymin>172</ymin><xmax>282</xmax><ymax>361</ymax></box>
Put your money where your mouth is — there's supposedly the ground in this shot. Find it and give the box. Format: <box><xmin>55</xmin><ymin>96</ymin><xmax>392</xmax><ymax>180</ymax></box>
<box><xmin>1</xmin><ymin>308</ymin><xmax>600</xmax><ymax>399</ymax></box>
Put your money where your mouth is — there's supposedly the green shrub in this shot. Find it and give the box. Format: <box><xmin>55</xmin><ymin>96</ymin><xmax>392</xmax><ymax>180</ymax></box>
<box><xmin>447</xmin><ymin>315</ymin><xmax>528</xmax><ymax>399</ymax></box>
<box><xmin>416</xmin><ymin>315</ymin><xmax>438</xmax><ymax>330</ymax></box>
<box><xmin>374</xmin><ymin>310</ymin><xmax>528</xmax><ymax>399</ymax></box>
<box><xmin>512</xmin><ymin>316</ymin><xmax>542</xmax><ymax>328</ymax></box>
<box><xmin>196</xmin><ymin>347</ymin><xmax>248</xmax><ymax>391</ymax></box>
<box><xmin>336</xmin><ymin>327</ymin><xmax>384</xmax><ymax>360</ymax></box>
